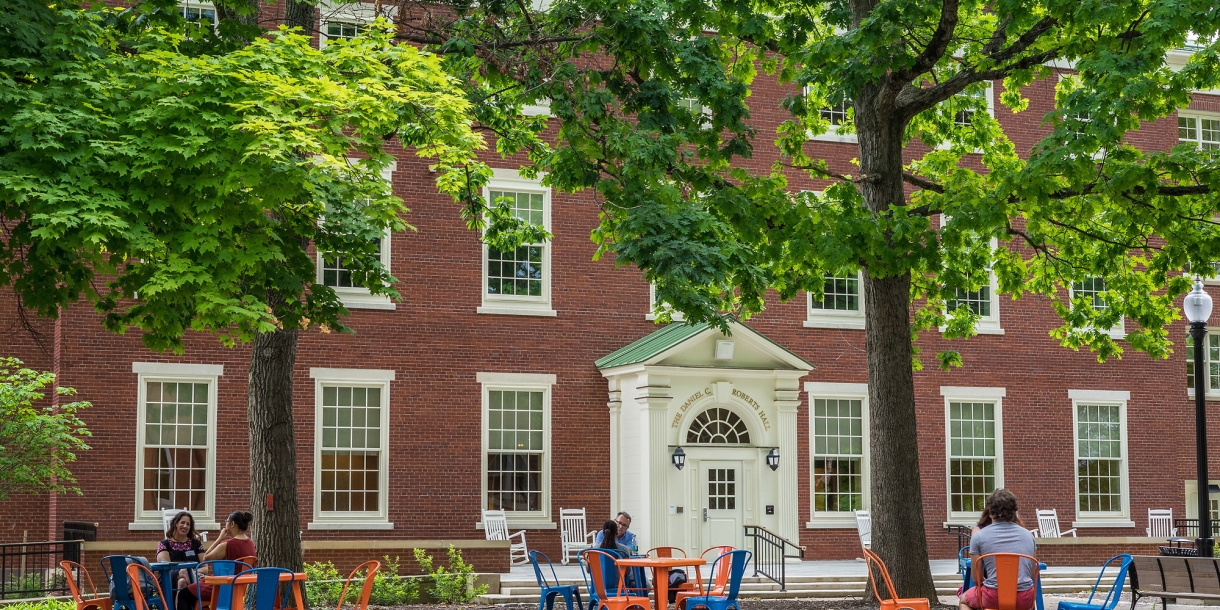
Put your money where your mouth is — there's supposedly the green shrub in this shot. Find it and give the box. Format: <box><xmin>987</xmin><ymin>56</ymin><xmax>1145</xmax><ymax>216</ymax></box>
<box><xmin>412</xmin><ymin>546</ymin><xmax>487</xmax><ymax>604</ymax></box>
<box><xmin>304</xmin><ymin>556</ymin><xmax>419</xmax><ymax>608</ymax></box>
<box><xmin>1</xmin><ymin>573</ymin><xmax>69</xmax><ymax>600</ymax></box>
<box><xmin>2</xmin><ymin>601</ymin><xmax>75</xmax><ymax>610</ymax></box>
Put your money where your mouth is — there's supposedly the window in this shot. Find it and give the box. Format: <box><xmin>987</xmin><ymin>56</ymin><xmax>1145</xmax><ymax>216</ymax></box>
<box><xmin>479</xmin><ymin>372</ymin><xmax>555</xmax><ymax>527</ymax></box>
<box><xmin>806</xmin><ymin>382</ymin><xmax>869</xmax><ymax>527</ymax></box>
<box><xmin>479</xmin><ymin>169</ymin><xmax>554</xmax><ymax>316</ymax></box>
<box><xmin>1070</xmin><ymin>390</ymin><xmax>1130</xmax><ymax>526</ymax></box>
<box><xmin>1070</xmin><ymin>277</ymin><xmax>1125</xmax><ymax>338</ymax></box>
<box><xmin>942</xmin><ymin>386</ymin><xmax>1005</xmax><ymax>522</ymax></box>
<box><xmin>325</xmin><ymin>20</ymin><xmax>364</xmax><ymax>40</ymax></box>
<box><xmin>806</xmin><ymin>272</ymin><xmax>866</xmax><ymax>329</ymax></box>
<box><xmin>179</xmin><ymin>2</ymin><xmax>217</xmax><ymax>30</ymax></box>
<box><xmin>1186</xmin><ymin>330</ymin><xmax>1220</xmax><ymax>397</ymax></box>
<box><xmin>309</xmin><ymin>368</ymin><xmax>393</xmax><ymax>529</ymax></box>
<box><xmin>314</xmin><ymin>161</ymin><xmax>396</xmax><ymax>310</ymax></box>
<box><xmin>945</xmin><ymin>276</ymin><xmax>1002</xmax><ymax>334</ymax></box>
<box><xmin>646</xmin><ymin>283</ymin><xmax>684</xmax><ymax>321</ymax></box>
<box><xmin>952</xmin><ymin>83</ymin><xmax>994</xmax><ymax>127</ymax></box>
<box><xmin>806</xmin><ymin>90</ymin><xmax>856</xmax><ymax>143</ymax></box>
<box><xmin>687</xmin><ymin>408</ymin><xmax>750</xmax><ymax>444</ymax></box>
<box><xmin>1183</xmin><ymin>32</ymin><xmax>1217</xmax><ymax>52</ymax></box>
<box><xmin>131</xmin><ymin>363</ymin><xmax>221</xmax><ymax>530</ymax></box>
<box><xmin>1180</xmin><ymin>114</ymin><xmax>1220</xmax><ymax>150</ymax></box>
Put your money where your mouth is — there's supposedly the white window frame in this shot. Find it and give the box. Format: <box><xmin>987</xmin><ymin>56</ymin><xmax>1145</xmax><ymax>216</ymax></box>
<box><xmin>314</xmin><ymin>160</ymin><xmax>397</xmax><ymax>310</ymax></box>
<box><xmin>478</xmin><ymin>372</ymin><xmax>556</xmax><ymax>529</ymax></box>
<box><xmin>804</xmin><ymin>88</ymin><xmax>856</xmax><ymax>144</ymax></box>
<box><xmin>318</xmin><ymin>1</ymin><xmax>396</xmax><ymax>47</ymax></box>
<box><xmin>178</xmin><ymin>1</ymin><xmax>218</xmax><ymax>32</ymax></box>
<box><xmin>1185</xmin><ymin>480</ymin><xmax>1220</xmax><ymax>522</ymax></box>
<box><xmin>1178</xmin><ymin>111</ymin><xmax>1220</xmax><ymax>150</ymax></box>
<box><xmin>805</xmin><ymin>271</ymin><xmax>866</xmax><ymax>329</ymax></box>
<box><xmin>942</xmin><ymin>386</ymin><xmax>1006</xmax><ymax>525</ymax></box>
<box><xmin>1186</xmin><ymin>327</ymin><xmax>1220</xmax><ymax>401</ymax></box>
<box><xmin>307</xmin><ymin>367</ymin><xmax>394</xmax><ymax>530</ymax></box>
<box><xmin>478</xmin><ymin>168</ymin><xmax>556</xmax><ymax>317</ymax></box>
<box><xmin>1068</xmin><ymin>277</ymin><xmax>1126</xmax><ymax>339</ymax></box>
<box><xmin>646</xmin><ymin>283</ymin><xmax>684</xmax><ymax>321</ymax></box>
<box><xmin>805</xmin><ymin>382</ymin><xmax>870</xmax><ymax>528</ymax></box>
<box><xmin>939</xmin><ymin>233</ymin><xmax>1003</xmax><ymax>335</ymax></box>
<box><xmin>951</xmin><ymin>82</ymin><xmax>996</xmax><ymax>127</ymax></box>
<box><xmin>129</xmin><ymin>362</ymin><xmax>223</xmax><ymax>531</ymax></box>
<box><xmin>1069</xmin><ymin>389</ymin><xmax>1133</xmax><ymax>528</ymax></box>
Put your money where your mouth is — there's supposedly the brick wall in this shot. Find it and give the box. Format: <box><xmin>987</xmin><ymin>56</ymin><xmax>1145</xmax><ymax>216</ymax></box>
<box><xmin>2</xmin><ymin>26</ymin><xmax>1219</xmax><ymax>569</ymax></box>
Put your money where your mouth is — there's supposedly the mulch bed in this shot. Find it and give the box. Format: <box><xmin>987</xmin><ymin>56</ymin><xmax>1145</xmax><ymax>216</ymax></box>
<box><xmin>377</xmin><ymin>600</ymin><xmax>951</xmax><ymax>610</ymax></box>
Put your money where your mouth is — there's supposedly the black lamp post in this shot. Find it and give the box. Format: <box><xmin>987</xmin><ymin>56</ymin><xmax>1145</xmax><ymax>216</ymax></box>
<box><xmin>1186</xmin><ymin>279</ymin><xmax>1215</xmax><ymax>556</ymax></box>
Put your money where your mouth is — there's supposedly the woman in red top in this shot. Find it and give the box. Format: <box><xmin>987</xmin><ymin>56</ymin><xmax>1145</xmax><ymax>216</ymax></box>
<box><xmin>181</xmin><ymin>511</ymin><xmax>256</xmax><ymax>610</ymax></box>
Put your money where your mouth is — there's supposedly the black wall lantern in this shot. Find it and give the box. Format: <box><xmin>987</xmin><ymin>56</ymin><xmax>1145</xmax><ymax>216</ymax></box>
<box><xmin>766</xmin><ymin>448</ymin><xmax>780</xmax><ymax>471</ymax></box>
<box><xmin>671</xmin><ymin>446</ymin><xmax>686</xmax><ymax>470</ymax></box>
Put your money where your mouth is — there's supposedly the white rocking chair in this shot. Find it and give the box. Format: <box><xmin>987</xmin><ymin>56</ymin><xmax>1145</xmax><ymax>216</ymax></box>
<box><xmin>1147</xmin><ymin>509</ymin><xmax>1177</xmax><ymax>537</ymax></box>
<box><xmin>1030</xmin><ymin>509</ymin><xmax>1077</xmax><ymax>538</ymax></box>
<box><xmin>855</xmin><ymin>510</ymin><xmax>872</xmax><ymax>550</ymax></box>
<box><xmin>559</xmin><ymin>508</ymin><xmax>595</xmax><ymax>565</ymax></box>
<box><xmin>482</xmin><ymin>509</ymin><xmax>529</xmax><ymax>565</ymax></box>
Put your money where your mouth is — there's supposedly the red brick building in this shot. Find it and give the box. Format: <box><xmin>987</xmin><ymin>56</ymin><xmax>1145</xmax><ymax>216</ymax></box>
<box><xmin>3</xmin><ymin>6</ymin><xmax>1220</xmax><ymax>572</ymax></box>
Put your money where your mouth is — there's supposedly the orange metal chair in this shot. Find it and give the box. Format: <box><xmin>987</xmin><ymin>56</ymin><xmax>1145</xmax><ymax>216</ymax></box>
<box><xmin>675</xmin><ymin>546</ymin><xmax>735</xmax><ymax>610</ymax></box>
<box><xmin>235</xmin><ymin>557</ymin><xmax>258</xmax><ymax>570</ymax></box>
<box><xmin>61</xmin><ymin>561</ymin><xmax>114</xmax><ymax>610</ymax></box>
<box><xmin>335</xmin><ymin>561</ymin><xmax>380</xmax><ymax>610</ymax></box>
<box><xmin>971</xmin><ymin>553</ymin><xmax>1042</xmax><ymax>610</ymax></box>
<box><xmin>862</xmin><ymin>549</ymin><xmax>931</xmax><ymax>610</ymax></box>
<box><xmin>583</xmin><ymin>549</ymin><xmax>651</xmax><ymax>610</ymax></box>
<box><xmin>646</xmin><ymin>547</ymin><xmax>687</xmax><ymax>558</ymax></box>
<box><xmin>127</xmin><ymin>564</ymin><xmax>170</xmax><ymax>610</ymax></box>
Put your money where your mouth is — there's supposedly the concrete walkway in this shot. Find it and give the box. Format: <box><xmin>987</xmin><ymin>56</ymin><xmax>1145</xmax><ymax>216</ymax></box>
<box><xmin>504</xmin><ymin>558</ymin><xmax>1097</xmax><ymax>579</ymax></box>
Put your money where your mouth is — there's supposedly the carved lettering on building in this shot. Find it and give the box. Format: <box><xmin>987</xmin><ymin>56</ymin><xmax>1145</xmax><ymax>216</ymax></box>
<box><xmin>672</xmin><ymin>387</ymin><xmax>712</xmax><ymax>427</ymax></box>
<box><xmin>732</xmin><ymin>388</ymin><xmax>771</xmax><ymax>430</ymax></box>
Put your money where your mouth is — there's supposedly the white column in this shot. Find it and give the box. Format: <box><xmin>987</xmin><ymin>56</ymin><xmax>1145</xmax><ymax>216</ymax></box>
<box><xmin>607</xmin><ymin>377</ymin><xmax>623</xmax><ymax>511</ymax></box>
<box><xmin>775</xmin><ymin>375</ymin><xmax>802</xmax><ymax>543</ymax></box>
<box><xmin>636</xmin><ymin>372</ymin><xmax>672</xmax><ymax>549</ymax></box>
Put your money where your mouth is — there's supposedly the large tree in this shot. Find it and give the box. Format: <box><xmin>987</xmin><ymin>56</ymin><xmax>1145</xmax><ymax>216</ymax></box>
<box><xmin>385</xmin><ymin>0</ymin><xmax>1220</xmax><ymax>597</ymax></box>
<box><xmin>0</xmin><ymin>0</ymin><xmax>488</xmax><ymax>569</ymax></box>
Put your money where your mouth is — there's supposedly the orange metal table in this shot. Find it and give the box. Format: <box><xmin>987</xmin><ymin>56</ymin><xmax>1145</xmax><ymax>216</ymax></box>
<box><xmin>614</xmin><ymin>557</ymin><xmax>706</xmax><ymax>610</ymax></box>
<box><xmin>203</xmin><ymin>571</ymin><xmax>306</xmax><ymax>610</ymax></box>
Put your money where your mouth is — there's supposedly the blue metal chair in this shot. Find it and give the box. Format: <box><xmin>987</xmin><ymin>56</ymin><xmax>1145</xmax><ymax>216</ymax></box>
<box><xmin>530</xmin><ymin>551</ymin><xmax>583</xmax><ymax>610</ymax></box>
<box><xmin>241</xmin><ymin>568</ymin><xmax>294</xmax><ymax>610</ymax></box>
<box><xmin>1054</xmin><ymin>555</ymin><xmax>1132</xmax><ymax>610</ymax></box>
<box><xmin>959</xmin><ymin>547</ymin><xmax>972</xmax><ymax>591</ymax></box>
<box><xmin>681</xmin><ymin>550</ymin><xmax>751</xmax><ymax>610</ymax></box>
<box><xmin>187</xmin><ymin>560</ymin><xmax>254</xmax><ymax>610</ymax></box>
<box><xmin>101</xmin><ymin>556</ymin><xmax>164</xmax><ymax>610</ymax></box>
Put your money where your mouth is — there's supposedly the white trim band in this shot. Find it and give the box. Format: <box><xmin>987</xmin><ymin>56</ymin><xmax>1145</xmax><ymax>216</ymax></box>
<box><xmin>477</xmin><ymin>372</ymin><xmax>557</xmax><ymax>385</ymax></box>
<box><xmin>1068</xmin><ymin>389</ymin><xmax>1131</xmax><ymax>401</ymax></box>
<box><xmin>941</xmin><ymin>385</ymin><xmax>1007</xmax><ymax>399</ymax></box>
<box><xmin>309</xmin><ymin>367</ymin><xmax>396</xmax><ymax>381</ymax></box>
<box><xmin>805</xmin><ymin>382</ymin><xmax>868</xmax><ymax>394</ymax></box>
<box><xmin>132</xmin><ymin>362</ymin><xmax>224</xmax><ymax>376</ymax></box>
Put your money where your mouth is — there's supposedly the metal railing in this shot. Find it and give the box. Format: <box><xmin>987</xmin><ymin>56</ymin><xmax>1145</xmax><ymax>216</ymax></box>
<box><xmin>0</xmin><ymin>540</ymin><xmax>80</xmax><ymax>599</ymax></box>
<box><xmin>743</xmin><ymin>525</ymin><xmax>804</xmax><ymax>591</ymax></box>
<box><xmin>1173</xmin><ymin>519</ymin><xmax>1220</xmax><ymax>538</ymax></box>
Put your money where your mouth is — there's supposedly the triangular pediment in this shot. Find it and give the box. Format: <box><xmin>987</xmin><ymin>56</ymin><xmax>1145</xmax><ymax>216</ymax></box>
<box><xmin>595</xmin><ymin>320</ymin><xmax>813</xmax><ymax>372</ymax></box>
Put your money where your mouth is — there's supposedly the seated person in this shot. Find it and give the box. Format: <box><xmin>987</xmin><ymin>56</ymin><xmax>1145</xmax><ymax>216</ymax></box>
<box><xmin>179</xmin><ymin>511</ymin><xmax>256</xmax><ymax>610</ymax></box>
<box><xmin>593</xmin><ymin>512</ymin><xmax>637</xmax><ymax>553</ymax></box>
<box><xmin>594</xmin><ymin>519</ymin><xmax>647</xmax><ymax>592</ymax></box>
<box><xmin>157</xmin><ymin>512</ymin><xmax>204</xmax><ymax>589</ymax></box>
<box><xmin>958</xmin><ymin>489</ymin><xmax>1037</xmax><ymax>610</ymax></box>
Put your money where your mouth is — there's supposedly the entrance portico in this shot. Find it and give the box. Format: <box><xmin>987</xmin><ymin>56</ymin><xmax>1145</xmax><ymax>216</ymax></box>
<box><xmin>596</xmin><ymin>321</ymin><xmax>814</xmax><ymax>555</ymax></box>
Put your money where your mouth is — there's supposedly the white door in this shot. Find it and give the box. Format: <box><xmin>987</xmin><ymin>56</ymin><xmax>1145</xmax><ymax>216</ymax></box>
<box><xmin>700</xmin><ymin>460</ymin><xmax>743</xmax><ymax>549</ymax></box>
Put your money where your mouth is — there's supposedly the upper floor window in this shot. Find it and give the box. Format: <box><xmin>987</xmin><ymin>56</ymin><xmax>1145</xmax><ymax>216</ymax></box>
<box><xmin>1069</xmin><ymin>276</ymin><xmax>1125</xmax><ymax>339</ymax></box>
<box><xmin>647</xmin><ymin>283</ymin><xmax>684</xmax><ymax>322</ymax></box>
<box><xmin>478</xmin><ymin>169</ymin><xmax>555</xmax><ymax>317</ymax></box>
<box><xmin>1180</xmin><ymin>114</ymin><xmax>1220</xmax><ymax>150</ymax></box>
<box><xmin>179</xmin><ymin>2</ymin><xmax>217</xmax><ymax>31</ymax></box>
<box><xmin>314</xmin><ymin>161</ymin><xmax>396</xmax><ymax>310</ymax></box>
<box><xmin>806</xmin><ymin>272</ymin><xmax>865</xmax><ymax>329</ymax></box>
<box><xmin>806</xmin><ymin>381</ymin><xmax>870</xmax><ymax>527</ymax></box>
<box><xmin>325</xmin><ymin>20</ymin><xmax>365</xmax><ymax>40</ymax></box>
<box><xmin>945</xmin><ymin>272</ymin><xmax>1002</xmax><ymax>334</ymax></box>
<box><xmin>806</xmin><ymin>90</ymin><xmax>855</xmax><ymax>143</ymax></box>
<box><xmin>952</xmin><ymin>82</ymin><xmax>994</xmax><ymax>127</ymax></box>
<box><xmin>1186</xmin><ymin>328</ymin><xmax>1220</xmax><ymax>396</ymax></box>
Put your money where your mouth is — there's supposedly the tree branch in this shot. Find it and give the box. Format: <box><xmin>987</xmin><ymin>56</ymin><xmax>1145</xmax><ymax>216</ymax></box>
<box><xmin>902</xmin><ymin>172</ymin><xmax>945</xmax><ymax>193</ymax></box>
<box><xmin>892</xmin><ymin>0</ymin><xmax>961</xmax><ymax>84</ymax></box>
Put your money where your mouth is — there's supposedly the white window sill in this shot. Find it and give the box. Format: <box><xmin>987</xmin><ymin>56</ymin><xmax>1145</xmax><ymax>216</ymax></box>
<box><xmin>940</xmin><ymin>324</ymin><xmax>1005</xmax><ymax>336</ymax></box>
<box><xmin>477</xmin><ymin>305</ymin><xmax>557</xmax><ymax>317</ymax></box>
<box><xmin>130</xmin><ymin>521</ymin><xmax>220</xmax><ymax>531</ymax></box>
<box><xmin>1072</xmin><ymin>520</ymin><xmax>1135</xmax><ymax>528</ymax></box>
<box><xmin>646</xmin><ymin>313</ymin><xmax>685</xmax><ymax>322</ymax></box>
<box><xmin>335</xmin><ymin>292</ymin><xmax>396</xmax><ymax>310</ymax></box>
<box><xmin>1185</xmin><ymin>391</ymin><xmax>1220</xmax><ymax>401</ymax></box>
<box><xmin>307</xmin><ymin>521</ymin><xmax>395</xmax><ymax>530</ymax></box>
<box><xmin>804</xmin><ymin>318</ymin><xmax>865</xmax><ymax>330</ymax></box>
<box><xmin>476</xmin><ymin>519</ymin><xmax>557</xmax><ymax>530</ymax></box>
<box><xmin>805</xmin><ymin>519</ymin><xmax>859</xmax><ymax>529</ymax></box>
<box><xmin>807</xmin><ymin>132</ymin><xmax>858</xmax><ymax>144</ymax></box>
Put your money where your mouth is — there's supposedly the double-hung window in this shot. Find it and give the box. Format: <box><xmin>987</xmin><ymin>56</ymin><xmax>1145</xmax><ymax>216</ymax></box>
<box><xmin>805</xmin><ymin>90</ymin><xmax>856</xmax><ymax>143</ymax></box>
<box><xmin>315</xmin><ymin>161</ymin><xmax>396</xmax><ymax>310</ymax></box>
<box><xmin>806</xmin><ymin>272</ymin><xmax>865</xmax><ymax>329</ymax></box>
<box><xmin>1069</xmin><ymin>276</ymin><xmax>1125</xmax><ymax>338</ymax></box>
<box><xmin>941</xmin><ymin>228</ymin><xmax>1003</xmax><ymax>334</ymax></box>
<box><xmin>647</xmin><ymin>283</ymin><xmax>684</xmax><ymax>321</ymax></box>
<box><xmin>805</xmin><ymin>383</ymin><xmax>869</xmax><ymax>528</ymax></box>
<box><xmin>325</xmin><ymin>20</ymin><xmax>365</xmax><ymax>41</ymax></box>
<box><xmin>479</xmin><ymin>169</ymin><xmax>554</xmax><ymax>316</ymax></box>
<box><xmin>1186</xmin><ymin>328</ymin><xmax>1220</xmax><ymax>398</ymax></box>
<box><xmin>479</xmin><ymin>372</ymin><xmax>555</xmax><ymax>528</ymax></box>
<box><xmin>1070</xmin><ymin>390</ymin><xmax>1131</xmax><ymax>527</ymax></box>
<box><xmin>178</xmin><ymin>2</ymin><xmax>217</xmax><ymax>31</ymax></box>
<box><xmin>942</xmin><ymin>386</ymin><xmax>1005</xmax><ymax>522</ymax></box>
<box><xmin>1179</xmin><ymin>113</ymin><xmax>1220</xmax><ymax>150</ymax></box>
<box><xmin>131</xmin><ymin>363</ymin><xmax>222</xmax><ymax>531</ymax></box>
<box><xmin>309</xmin><ymin>368</ymin><xmax>393</xmax><ymax>529</ymax></box>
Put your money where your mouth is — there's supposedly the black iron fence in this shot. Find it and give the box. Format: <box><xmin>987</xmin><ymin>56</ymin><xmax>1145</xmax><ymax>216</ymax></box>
<box><xmin>743</xmin><ymin>525</ymin><xmax>804</xmax><ymax>591</ymax></box>
<box><xmin>1173</xmin><ymin>519</ymin><xmax>1220</xmax><ymax>538</ymax></box>
<box><xmin>0</xmin><ymin>540</ymin><xmax>81</xmax><ymax>599</ymax></box>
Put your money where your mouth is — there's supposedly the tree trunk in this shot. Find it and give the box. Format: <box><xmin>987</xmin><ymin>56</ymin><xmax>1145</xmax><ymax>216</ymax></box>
<box><xmin>247</xmin><ymin>327</ymin><xmax>303</xmax><ymax>572</ymax></box>
<box><xmin>864</xmin><ymin>272</ymin><xmax>939</xmax><ymax>601</ymax></box>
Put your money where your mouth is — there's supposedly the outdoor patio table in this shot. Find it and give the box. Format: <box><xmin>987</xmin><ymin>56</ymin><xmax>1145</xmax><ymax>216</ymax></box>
<box><xmin>203</xmin><ymin>571</ymin><xmax>307</xmax><ymax>610</ymax></box>
<box><xmin>149</xmin><ymin>561</ymin><xmax>198</xmax><ymax>610</ymax></box>
<box><xmin>614</xmin><ymin>556</ymin><xmax>706</xmax><ymax>610</ymax></box>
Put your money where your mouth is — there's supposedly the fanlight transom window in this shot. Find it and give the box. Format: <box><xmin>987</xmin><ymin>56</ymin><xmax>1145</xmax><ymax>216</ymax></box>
<box><xmin>687</xmin><ymin>407</ymin><xmax>751</xmax><ymax>444</ymax></box>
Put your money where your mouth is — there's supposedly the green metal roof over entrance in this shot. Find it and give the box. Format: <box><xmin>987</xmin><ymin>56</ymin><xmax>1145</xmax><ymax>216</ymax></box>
<box><xmin>594</xmin><ymin>321</ymin><xmax>813</xmax><ymax>370</ymax></box>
